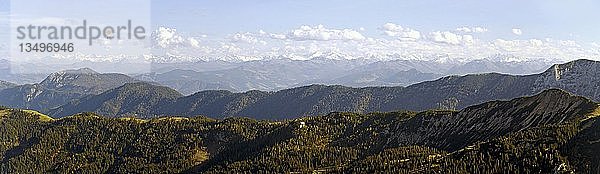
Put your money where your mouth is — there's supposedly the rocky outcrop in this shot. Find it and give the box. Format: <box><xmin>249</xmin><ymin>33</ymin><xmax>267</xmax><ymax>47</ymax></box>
<box><xmin>532</xmin><ymin>59</ymin><xmax>600</xmax><ymax>102</ymax></box>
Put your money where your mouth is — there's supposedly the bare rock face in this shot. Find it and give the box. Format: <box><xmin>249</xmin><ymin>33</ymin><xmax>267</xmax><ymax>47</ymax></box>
<box><xmin>533</xmin><ymin>59</ymin><xmax>600</xmax><ymax>102</ymax></box>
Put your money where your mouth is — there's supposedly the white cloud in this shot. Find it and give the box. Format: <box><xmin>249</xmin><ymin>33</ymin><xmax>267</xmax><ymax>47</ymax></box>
<box><xmin>150</xmin><ymin>27</ymin><xmax>216</xmax><ymax>61</ymax></box>
<box><xmin>257</xmin><ymin>30</ymin><xmax>286</xmax><ymax>39</ymax></box>
<box><xmin>512</xmin><ymin>28</ymin><xmax>523</xmax><ymax>35</ymax></box>
<box><xmin>428</xmin><ymin>31</ymin><xmax>463</xmax><ymax>45</ymax></box>
<box><xmin>488</xmin><ymin>38</ymin><xmax>600</xmax><ymax>61</ymax></box>
<box><xmin>462</xmin><ymin>35</ymin><xmax>475</xmax><ymax>45</ymax></box>
<box><xmin>284</xmin><ymin>25</ymin><xmax>366</xmax><ymax>41</ymax></box>
<box><xmin>152</xmin><ymin>27</ymin><xmax>207</xmax><ymax>49</ymax></box>
<box><xmin>456</xmin><ymin>26</ymin><xmax>488</xmax><ymax>33</ymax></box>
<box><xmin>381</xmin><ymin>23</ymin><xmax>421</xmax><ymax>41</ymax></box>
<box><xmin>153</xmin><ymin>27</ymin><xmax>185</xmax><ymax>48</ymax></box>
<box><xmin>107</xmin><ymin>25</ymin><xmax>600</xmax><ymax>63</ymax></box>
<box><xmin>529</xmin><ymin>39</ymin><xmax>543</xmax><ymax>47</ymax></box>
<box><xmin>269</xmin><ymin>33</ymin><xmax>287</xmax><ymax>40</ymax></box>
<box><xmin>231</xmin><ymin>32</ymin><xmax>259</xmax><ymax>44</ymax></box>
<box><xmin>473</xmin><ymin>27</ymin><xmax>488</xmax><ymax>33</ymax></box>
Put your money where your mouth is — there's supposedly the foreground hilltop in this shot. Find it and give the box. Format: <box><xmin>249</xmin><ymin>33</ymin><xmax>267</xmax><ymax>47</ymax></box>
<box><xmin>48</xmin><ymin>59</ymin><xmax>600</xmax><ymax>119</ymax></box>
<box><xmin>2</xmin><ymin>89</ymin><xmax>599</xmax><ymax>173</ymax></box>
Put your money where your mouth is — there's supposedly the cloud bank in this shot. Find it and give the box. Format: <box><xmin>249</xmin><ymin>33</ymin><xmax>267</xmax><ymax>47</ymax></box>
<box><xmin>284</xmin><ymin>25</ymin><xmax>366</xmax><ymax>41</ymax></box>
<box><xmin>126</xmin><ymin>24</ymin><xmax>600</xmax><ymax>63</ymax></box>
<box><xmin>381</xmin><ymin>23</ymin><xmax>421</xmax><ymax>41</ymax></box>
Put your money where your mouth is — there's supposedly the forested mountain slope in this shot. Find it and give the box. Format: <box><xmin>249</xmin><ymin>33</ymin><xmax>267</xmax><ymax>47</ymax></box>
<box><xmin>2</xmin><ymin>89</ymin><xmax>599</xmax><ymax>173</ymax></box>
<box><xmin>50</xmin><ymin>59</ymin><xmax>600</xmax><ymax>119</ymax></box>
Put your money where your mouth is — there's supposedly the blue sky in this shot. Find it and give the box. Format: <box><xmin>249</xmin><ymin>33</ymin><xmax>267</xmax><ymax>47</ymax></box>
<box><xmin>150</xmin><ymin>0</ymin><xmax>600</xmax><ymax>42</ymax></box>
<box><xmin>3</xmin><ymin>0</ymin><xmax>596</xmax><ymax>40</ymax></box>
<box><xmin>1</xmin><ymin>0</ymin><xmax>600</xmax><ymax>62</ymax></box>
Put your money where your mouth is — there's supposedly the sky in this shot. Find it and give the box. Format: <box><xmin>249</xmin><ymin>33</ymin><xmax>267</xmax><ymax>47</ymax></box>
<box><xmin>1</xmin><ymin>0</ymin><xmax>600</xmax><ymax>62</ymax></box>
<box><xmin>151</xmin><ymin>0</ymin><xmax>600</xmax><ymax>42</ymax></box>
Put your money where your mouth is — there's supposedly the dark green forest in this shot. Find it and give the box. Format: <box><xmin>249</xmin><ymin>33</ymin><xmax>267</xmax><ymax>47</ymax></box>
<box><xmin>1</xmin><ymin>89</ymin><xmax>600</xmax><ymax>173</ymax></box>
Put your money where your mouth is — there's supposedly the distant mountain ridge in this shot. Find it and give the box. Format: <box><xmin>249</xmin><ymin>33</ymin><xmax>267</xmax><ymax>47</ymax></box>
<box><xmin>39</xmin><ymin>68</ymin><xmax>140</xmax><ymax>95</ymax></box>
<box><xmin>329</xmin><ymin>68</ymin><xmax>443</xmax><ymax>87</ymax></box>
<box><xmin>0</xmin><ymin>59</ymin><xmax>47</xmax><ymax>84</ymax></box>
<box><xmin>137</xmin><ymin>57</ymin><xmax>554</xmax><ymax>94</ymax></box>
<box><xmin>0</xmin><ymin>80</ymin><xmax>16</xmax><ymax>91</ymax></box>
<box><xmin>50</xmin><ymin>82</ymin><xmax>183</xmax><ymax>117</ymax></box>
<box><xmin>136</xmin><ymin>58</ymin><xmax>372</xmax><ymax>94</ymax></box>
<box><xmin>49</xmin><ymin>59</ymin><xmax>600</xmax><ymax>119</ymax></box>
<box><xmin>0</xmin><ymin>55</ymin><xmax>563</xmax><ymax>94</ymax></box>
<box><xmin>0</xmin><ymin>68</ymin><xmax>139</xmax><ymax>111</ymax></box>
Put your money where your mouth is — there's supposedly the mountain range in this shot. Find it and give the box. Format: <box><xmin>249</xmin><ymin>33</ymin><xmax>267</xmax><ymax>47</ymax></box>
<box><xmin>0</xmin><ymin>81</ymin><xmax>16</xmax><ymax>91</ymax></box>
<box><xmin>2</xmin><ymin>89</ymin><xmax>599</xmax><ymax>173</ymax></box>
<box><xmin>0</xmin><ymin>56</ymin><xmax>555</xmax><ymax>95</ymax></box>
<box><xmin>0</xmin><ymin>59</ymin><xmax>47</xmax><ymax>85</ymax></box>
<box><xmin>137</xmin><ymin>57</ymin><xmax>554</xmax><ymax>94</ymax></box>
<box><xmin>49</xmin><ymin>82</ymin><xmax>183</xmax><ymax>117</ymax></box>
<box><xmin>43</xmin><ymin>59</ymin><xmax>600</xmax><ymax>120</ymax></box>
<box><xmin>0</xmin><ymin>68</ymin><xmax>139</xmax><ymax>112</ymax></box>
<box><xmin>2</xmin><ymin>57</ymin><xmax>600</xmax><ymax>173</ymax></box>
